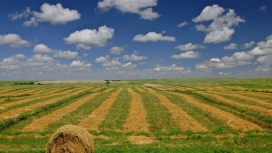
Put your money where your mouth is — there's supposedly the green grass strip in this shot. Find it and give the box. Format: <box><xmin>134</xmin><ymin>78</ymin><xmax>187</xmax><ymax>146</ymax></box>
<box><xmin>187</xmin><ymin>91</ymin><xmax>272</xmax><ymax>129</ymax></box>
<box><xmin>160</xmin><ymin>91</ymin><xmax>233</xmax><ymax>133</ymax></box>
<box><xmin>0</xmin><ymin>89</ymin><xmax>91</xmax><ymax>131</ymax></box>
<box><xmin>42</xmin><ymin>89</ymin><xmax>116</xmax><ymax>134</ymax></box>
<box><xmin>136</xmin><ymin>89</ymin><xmax>179</xmax><ymax>133</ymax></box>
<box><xmin>100</xmin><ymin>88</ymin><xmax>131</xmax><ymax>131</ymax></box>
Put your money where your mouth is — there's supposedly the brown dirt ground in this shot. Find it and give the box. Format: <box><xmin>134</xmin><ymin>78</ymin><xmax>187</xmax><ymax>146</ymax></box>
<box><xmin>127</xmin><ymin>135</ymin><xmax>155</xmax><ymax>144</ymax></box>
<box><xmin>146</xmin><ymin>88</ymin><xmax>207</xmax><ymax>132</ymax></box>
<box><xmin>203</xmin><ymin>93</ymin><xmax>272</xmax><ymax>118</ymax></box>
<box><xmin>124</xmin><ymin>88</ymin><xmax>148</xmax><ymax>133</ymax></box>
<box><xmin>0</xmin><ymin>88</ymin><xmax>90</xmax><ymax>121</ymax></box>
<box><xmin>170</xmin><ymin>92</ymin><xmax>262</xmax><ymax>131</ymax></box>
<box><xmin>0</xmin><ymin>88</ymin><xmax>79</xmax><ymax>110</ymax></box>
<box><xmin>78</xmin><ymin>88</ymin><xmax>123</xmax><ymax>131</ymax></box>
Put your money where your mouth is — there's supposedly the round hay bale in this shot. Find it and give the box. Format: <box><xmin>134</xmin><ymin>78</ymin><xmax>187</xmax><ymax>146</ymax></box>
<box><xmin>46</xmin><ymin>125</ymin><xmax>94</xmax><ymax>153</ymax></box>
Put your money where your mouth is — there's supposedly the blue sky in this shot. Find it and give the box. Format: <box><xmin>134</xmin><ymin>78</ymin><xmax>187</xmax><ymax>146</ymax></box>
<box><xmin>0</xmin><ymin>0</ymin><xmax>272</xmax><ymax>80</ymax></box>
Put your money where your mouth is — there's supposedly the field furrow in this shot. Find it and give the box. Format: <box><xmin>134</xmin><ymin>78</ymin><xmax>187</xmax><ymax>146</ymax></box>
<box><xmin>217</xmin><ymin>91</ymin><xmax>272</xmax><ymax>103</ymax></box>
<box><xmin>0</xmin><ymin>89</ymin><xmax>38</xmax><ymax>97</ymax></box>
<box><xmin>0</xmin><ymin>88</ymin><xmax>26</xmax><ymax>95</ymax></box>
<box><xmin>91</xmin><ymin>88</ymin><xmax>102</xmax><ymax>92</ymax></box>
<box><xmin>0</xmin><ymin>88</ymin><xmax>79</xmax><ymax>110</ymax></box>
<box><xmin>22</xmin><ymin>92</ymin><xmax>102</xmax><ymax>132</ymax></box>
<box><xmin>0</xmin><ymin>88</ymin><xmax>20</xmax><ymax>94</ymax></box>
<box><xmin>135</xmin><ymin>87</ymin><xmax>145</xmax><ymax>92</ymax></box>
<box><xmin>103</xmin><ymin>88</ymin><xmax>113</xmax><ymax>92</ymax></box>
<box><xmin>124</xmin><ymin>88</ymin><xmax>148</xmax><ymax>132</ymax></box>
<box><xmin>220</xmin><ymin>93</ymin><xmax>272</xmax><ymax>108</ymax></box>
<box><xmin>0</xmin><ymin>88</ymin><xmax>63</xmax><ymax>104</ymax></box>
<box><xmin>203</xmin><ymin>93</ymin><xmax>272</xmax><ymax>118</ymax></box>
<box><xmin>0</xmin><ymin>88</ymin><xmax>90</xmax><ymax>121</ymax></box>
<box><xmin>79</xmin><ymin>88</ymin><xmax>123</xmax><ymax>131</ymax></box>
<box><xmin>99</xmin><ymin>89</ymin><xmax>130</xmax><ymax>132</ymax></box>
<box><xmin>146</xmin><ymin>88</ymin><xmax>207</xmax><ymax>132</ymax></box>
<box><xmin>169</xmin><ymin>92</ymin><xmax>262</xmax><ymax>131</ymax></box>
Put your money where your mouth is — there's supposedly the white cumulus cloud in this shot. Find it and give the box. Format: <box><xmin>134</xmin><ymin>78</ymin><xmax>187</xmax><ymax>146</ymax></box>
<box><xmin>12</xmin><ymin>54</ymin><xmax>26</xmax><ymax>59</ymax></box>
<box><xmin>177</xmin><ymin>21</ymin><xmax>187</xmax><ymax>27</ymax></box>
<box><xmin>249</xmin><ymin>35</ymin><xmax>272</xmax><ymax>55</ymax></box>
<box><xmin>95</xmin><ymin>55</ymin><xmax>110</xmax><ymax>63</ymax></box>
<box><xmin>196</xmin><ymin>51</ymin><xmax>253</xmax><ymax>70</ymax></box>
<box><xmin>243</xmin><ymin>41</ymin><xmax>255</xmax><ymax>49</ymax></box>
<box><xmin>53</xmin><ymin>51</ymin><xmax>78</xmax><ymax>59</ymax></box>
<box><xmin>175</xmin><ymin>43</ymin><xmax>205</xmax><ymax>51</ymax></box>
<box><xmin>133</xmin><ymin>32</ymin><xmax>175</xmax><ymax>42</ymax></box>
<box><xmin>97</xmin><ymin>0</ymin><xmax>160</xmax><ymax>20</ymax></box>
<box><xmin>172</xmin><ymin>51</ymin><xmax>200</xmax><ymax>59</ymax></box>
<box><xmin>193</xmin><ymin>5</ymin><xmax>245</xmax><ymax>44</ymax></box>
<box><xmin>32</xmin><ymin>3</ymin><xmax>81</xmax><ymax>25</ymax></box>
<box><xmin>33</xmin><ymin>44</ymin><xmax>54</xmax><ymax>54</ymax></box>
<box><xmin>8</xmin><ymin>7</ymin><xmax>31</xmax><ymax>20</ymax></box>
<box><xmin>110</xmin><ymin>46</ymin><xmax>126</xmax><ymax>54</ymax></box>
<box><xmin>224</xmin><ymin>43</ymin><xmax>238</xmax><ymax>49</ymax></box>
<box><xmin>64</xmin><ymin>25</ymin><xmax>114</xmax><ymax>50</ymax></box>
<box><xmin>123</xmin><ymin>54</ymin><xmax>147</xmax><ymax>61</ymax></box>
<box><xmin>192</xmin><ymin>4</ymin><xmax>225</xmax><ymax>22</ymax></box>
<box><xmin>24</xmin><ymin>17</ymin><xmax>38</xmax><ymax>27</ymax></box>
<box><xmin>70</xmin><ymin>60</ymin><xmax>91</xmax><ymax>67</ymax></box>
<box><xmin>255</xmin><ymin>65</ymin><xmax>271</xmax><ymax>72</ymax></box>
<box><xmin>204</xmin><ymin>27</ymin><xmax>235</xmax><ymax>44</ymax></box>
<box><xmin>0</xmin><ymin>34</ymin><xmax>30</xmax><ymax>48</ymax></box>
<box><xmin>256</xmin><ymin>55</ymin><xmax>272</xmax><ymax>65</ymax></box>
<box><xmin>154</xmin><ymin>64</ymin><xmax>184</xmax><ymax>71</ymax></box>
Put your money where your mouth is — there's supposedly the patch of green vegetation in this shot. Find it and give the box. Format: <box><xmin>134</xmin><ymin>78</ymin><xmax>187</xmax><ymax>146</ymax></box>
<box><xmin>0</xmin><ymin>80</ymin><xmax>40</xmax><ymax>86</ymax></box>
<box><xmin>0</xmin><ymin>89</ymin><xmax>91</xmax><ymax>132</ymax></box>
<box><xmin>160</xmin><ymin>91</ymin><xmax>233</xmax><ymax>132</ymax></box>
<box><xmin>137</xmin><ymin>90</ymin><xmax>179</xmax><ymax>132</ymax></box>
<box><xmin>218</xmin><ymin>93</ymin><xmax>272</xmax><ymax>109</ymax></box>
<box><xmin>128</xmin><ymin>77</ymin><xmax>272</xmax><ymax>88</ymax></box>
<box><xmin>42</xmin><ymin>88</ymin><xmax>115</xmax><ymax>134</ymax></box>
<box><xmin>1</xmin><ymin>89</ymin><xmax>98</xmax><ymax>134</ymax></box>
<box><xmin>100</xmin><ymin>88</ymin><xmax>131</xmax><ymax>131</ymax></box>
<box><xmin>0</xmin><ymin>88</ymin><xmax>81</xmax><ymax>115</ymax></box>
<box><xmin>0</xmin><ymin>78</ymin><xmax>272</xmax><ymax>152</ymax></box>
<box><xmin>191</xmin><ymin>92</ymin><xmax>272</xmax><ymax>129</ymax></box>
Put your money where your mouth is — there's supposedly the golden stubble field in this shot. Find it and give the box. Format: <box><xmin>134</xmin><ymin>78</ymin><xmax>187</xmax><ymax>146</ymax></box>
<box><xmin>0</xmin><ymin>80</ymin><xmax>272</xmax><ymax>152</ymax></box>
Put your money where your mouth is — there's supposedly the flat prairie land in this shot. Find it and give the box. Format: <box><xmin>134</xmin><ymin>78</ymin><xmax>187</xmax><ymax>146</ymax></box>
<box><xmin>0</xmin><ymin>78</ymin><xmax>272</xmax><ymax>153</ymax></box>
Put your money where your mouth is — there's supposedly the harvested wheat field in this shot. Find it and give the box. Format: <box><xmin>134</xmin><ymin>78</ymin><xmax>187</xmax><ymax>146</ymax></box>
<box><xmin>0</xmin><ymin>78</ymin><xmax>272</xmax><ymax>152</ymax></box>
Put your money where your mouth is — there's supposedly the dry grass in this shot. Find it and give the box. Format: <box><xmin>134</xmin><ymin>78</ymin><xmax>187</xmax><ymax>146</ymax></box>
<box><xmin>46</xmin><ymin>125</ymin><xmax>94</xmax><ymax>153</ymax></box>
